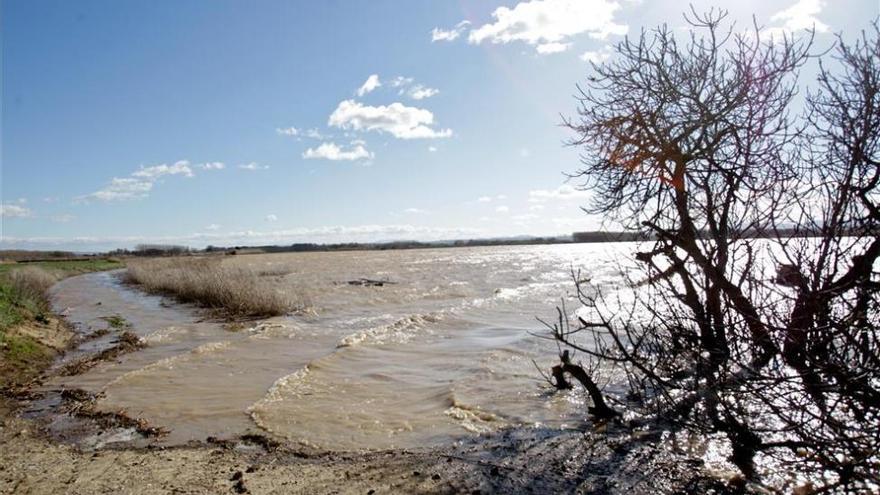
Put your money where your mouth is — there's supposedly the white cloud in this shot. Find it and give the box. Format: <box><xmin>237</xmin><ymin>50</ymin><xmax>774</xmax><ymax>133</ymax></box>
<box><xmin>132</xmin><ymin>160</ymin><xmax>194</xmax><ymax>179</ymax></box>
<box><xmin>580</xmin><ymin>45</ymin><xmax>613</xmax><ymax>63</ymax></box>
<box><xmin>768</xmin><ymin>0</ymin><xmax>829</xmax><ymax>37</ymax></box>
<box><xmin>266</xmin><ymin>214</ymin><xmax>278</xmax><ymax>222</ymax></box>
<box><xmin>206</xmin><ymin>224</ymin><xmax>221</xmax><ymax>231</ymax></box>
<box><xmin>389</xmin><ymin>76</ymin><xmax>414</xmax><ymax>88</ymax></box>
<box><xmin>77</xmin><ymin>159</ymin><xmax>205</xmax><ymax>202</ymax></box>
<box><xmin>0</xmin><ymin>204</ymin><xmax>33</xmax><ymax>218</ymax></box>
<box><xmin>356</xmin><ymin>74</ymin><xmax>382</xmax><ymax>97</ymax></box>
<box><xmin>239</xmin><ymin>162</ymin><xmax>269</xmax><ymax>171</ymax></box>
<box><xmin>328</xmin><ymin>99</ymin><xmax>452</xmax><ymax>139</ymax></box>
<box><xmin>304</xmin><ymin>128</ymin><xmax>326</xmax><ymax>139</ymax></box>
<box><xmin>406</xmin><ymin>84</ymin><xmax>440</xmax><ymax>100</ymax></box>
<box><xmin>536</xmin><ymin>42</ymin><xmax>571</xmax><ymax>54</ymax></box>
<box><xmin>428</xmin><ymin>146</ymin><xmax>438</xmax><ymax>152</ymax></box>
<box><xmin>78</xmin><ymin>177</ymin><xmax>154</xmax><ymax>202</ymax></box>
<box><xmin>403</xmin><ymin>208</ymin><xmax>428</xmax><ymax>214</ymax></box>
<box><xmin>528</xmin><ymin>184</ymin><xmax>590</xmax><ymax>202</ymax></box>
<box><xmin>468</xmin><ymin>0</ymin><xmax>627</xmax><ymax>54</ymax></box>
<box><xmin>495</xmin><ymin>205</ymin><xmax>510</xmax><ymax>213</ymax></box>
<box><xmin>477</xmin><ymin>196</ymin><xmax>492</xmax><ymax>203</ymax></box>
<box><xmin>302</xmin><ymin>142</ymin><xmax>374</xmax><ymax>161</ymax></box>
<box><xmin>276</xmin><ymin>127</ymin><xmax>299</xmax><ymax>136</ymax></box>
<box><xmin>496</xmin><ymin>194</ymin><xmax>507</xmax><ymax>200</ymax></box>
<box><xmin>529</xmin><ymin>204</ymin><xmax>545</xmax><ymax>211</ymax></box>
<box><xmin>431</xmin><ymin>20</ymin><xmax>471</xmax><ymax>42</ymax></box>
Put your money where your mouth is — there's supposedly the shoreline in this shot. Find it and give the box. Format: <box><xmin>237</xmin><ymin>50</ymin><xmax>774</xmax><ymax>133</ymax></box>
<box><xmin>0</xmin><ymin>268</ymin><xmax>726</xmax><ymax>494</ymax></box>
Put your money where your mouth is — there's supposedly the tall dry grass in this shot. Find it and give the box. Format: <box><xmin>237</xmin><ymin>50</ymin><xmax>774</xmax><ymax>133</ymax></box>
<box><xmin>7</xmin><ymin>266</ymin><xmax>59</xmax><ymax>313</ymax></box>
<box><xmin>123</xmin><ymin>257</ymin><xmax>297</xmax><ymax>318</ymax></box>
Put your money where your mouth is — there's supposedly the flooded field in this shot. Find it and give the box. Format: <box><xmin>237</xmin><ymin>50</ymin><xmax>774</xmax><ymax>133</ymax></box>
<box><xmin>44</xmin><ymin>243</ymin><xmax>638</xmax><ymax>451</ymax></box>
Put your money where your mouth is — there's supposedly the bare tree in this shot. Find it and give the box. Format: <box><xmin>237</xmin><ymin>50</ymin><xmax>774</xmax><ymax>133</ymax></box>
<box><xmin>543</xmin><ymin>9</ymin><xmax>879</xmax><ymax>492</ymax></box>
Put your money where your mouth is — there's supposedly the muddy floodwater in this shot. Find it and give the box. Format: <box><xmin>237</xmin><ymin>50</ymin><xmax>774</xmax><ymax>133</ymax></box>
<box><xmin>44</xmin><ymin>243</ymin><xmax>637</xmax><ymax>451</ymax></box>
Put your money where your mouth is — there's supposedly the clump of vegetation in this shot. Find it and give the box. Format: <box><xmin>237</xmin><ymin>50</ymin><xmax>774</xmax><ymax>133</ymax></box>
<box><xmin>100</xmin><ymin>314</ymin><xmax>130</xmax><ymax>330</ymax></box>
<box><xmin>0</xmin><ymin>266</ymin><xmax>58</xmax><ymax>334</ymax></box>
<box><xmin>123</xmin><ymin>257</ymin><xmax>297</xmax><ymax>318</ymax></box>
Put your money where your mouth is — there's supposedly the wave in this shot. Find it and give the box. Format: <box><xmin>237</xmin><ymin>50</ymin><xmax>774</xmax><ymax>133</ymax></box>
<box><xmin>246</xmin><ymin>322</ymin><xmax>296</xmax><ymax>340</ymax></box>
<box><xmin>103</xmin><ymin>340</ymin><xmax>233</xmax><ymax>391</ymax></box>
<box><xmin>336</xmin><ymin>312</ymin><xmax>444</xmax><ymax>348</ymax></box>
<box><xmin>444</xmin><ymin>395</ymin><xmax>505</xmax><ymax>434</ymax></box>
<box><xmin>141</xmin><ymin>325</ymin><xmax>185</xmax><ymax>345</ymax></box>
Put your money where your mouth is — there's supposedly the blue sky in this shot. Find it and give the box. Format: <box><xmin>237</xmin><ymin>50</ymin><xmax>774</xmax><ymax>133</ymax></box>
<box><xmin>1</xmin><ymin>0</ymin><xmax>877</xmax><ymax>251</ymax></box>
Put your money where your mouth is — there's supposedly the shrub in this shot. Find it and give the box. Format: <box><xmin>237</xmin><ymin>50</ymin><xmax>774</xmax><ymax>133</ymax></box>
<box><xmin>124</xmin><ymin>257</ymin><xmax>296</xmax><ymax>318</ymax></box>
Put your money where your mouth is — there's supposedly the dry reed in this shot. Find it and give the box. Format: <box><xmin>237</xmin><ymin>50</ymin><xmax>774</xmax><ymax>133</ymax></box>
<box><xmin>7</xmin><ymin>266</ymin><xmax>59</xmax><ymax>312</ymax></box>
<box><xmin>123</xmin><ymin>257</ymin><xmax>295</xmax><ymax>318</ymax></box>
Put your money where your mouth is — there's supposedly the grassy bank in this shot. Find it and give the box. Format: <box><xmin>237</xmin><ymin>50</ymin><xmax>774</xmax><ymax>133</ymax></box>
<box><xmin>0</xmin><ymin>259</ymin><xmax>123</xmax><ymax>388</ymax></box>
<box><xmin>124</xmin><ymin>257</ymin><xmax>296</xmax><ymax>318</ymax></box>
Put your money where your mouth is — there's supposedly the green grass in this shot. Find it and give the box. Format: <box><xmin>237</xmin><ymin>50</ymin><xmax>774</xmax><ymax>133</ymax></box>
<box><xmin>100</xmin><ymin>314</ymin><xmax>130</xmax><ymax>330</ymax></box>
<box><xmin>0</xmin><ymin>258</ymin><xmax>124</xmax><ymax>334</ymax></box>
<box><xmin>0</xmin><ymin>258</ymin><xmax>125</xmax><ymax>387</ymax></box>
<box><xmin>0</xmin><ymin>258</ymin><xmax>122</xmax><ymax>277</ymax></box>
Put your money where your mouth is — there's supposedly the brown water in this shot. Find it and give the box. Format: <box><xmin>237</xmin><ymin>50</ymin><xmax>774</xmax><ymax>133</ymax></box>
<box><xmin>46</xmin><ymin>243</ymin><xmax>637</xmax><ymax>451</ymax></box>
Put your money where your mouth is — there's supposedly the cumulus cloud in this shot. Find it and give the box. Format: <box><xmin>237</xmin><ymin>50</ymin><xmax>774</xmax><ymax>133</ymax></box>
<box><xmin>0</xmin><ymin>204</ymin><xmax>33</xmax><ymax>218</ymax></box>
<box><xmin>328</xmin><ymin>99</ymin><xmax>452</xmax><ymax>139</ymax></box>
<box><xmin>80</xmin><ymin>160</ymin><xmax>225</xmax><ymax>202</ymax></box>
<box><xmin>431</xmin><ymin>20</ymin><xmax>471</xmax><ymax>42</ymax></box>
<box><xmin>78</xmin><ymin>177</ymin><xmax>154</xmax><ymax>202</ymax></box>
<box><xmin>428</xmin><ymin>146</ymin><xmax>438</xmax><ymax>152</ymax></box>
<box><xmin>406</xmin><ymin>84</ymin><xmax>440</xmax><ymax>100</ymax></box>
<box><xmin>132</xmin><ymin>160</ymin><xmax>194</xmax><ymax>179</ymax></box>
<box><xmin>769</xmin><ymin>0</ymin><xmax>829</xmax><ymax>35</ymax></box>
<box><xmin>495</xmin><ymin>205</ymin><xmax>510</xmax><ymax>213</ymax></box>
<box><xmin>536</xmin><ymin>42</ymin><xmax>571</xmax><ymax>54</ymax></box>
<box><xmin>403</xmin><ymin>207</ymin><xmax>427</xmax><ymax>214</ymax></box>
<box><xmin>356</xmin><ymin>74</ymin><xmax>382</xmax><ymax>97</ymax></box>
<box><xmin>477</xmin><ymin>196</ymin><xmax>492</xmax><ymax>203</ymax></box>
<box><xmin>468</xmin><ymin>0</ymin><xmax>627</xmax><ymax>53</ymax></box>
<box><xmin>239</xmin><ymin>162</ymin><xmax>269</xmax><ymax>171</ymax></box>
<box><xmin>205</xmin><ymin>224</ymin><xmax>221</xmax><ymax>231</ymax></box>
<box><xmin>528</xmin><ymin>184</ymin><xmax>590</xmax><ymax>202</ymax></box>
<box><xmin>302</xmin><ymin>141</ymin><xmax>374</xmax><ymax>161</ymax></box>
<box><xmin>580</xmin><ymin>45</ymin><xmax>613</xmax><ymax>63</ymax></box>
<box><xmin>389</xmin><ymin>76</ymin><xmax>414</xmax><ymax>88</ymax></box>
<box><xmin>276</xmin><ymin>127</ymin><xmax>299</xmax><ymax>136</ymax></box>
<box><xmin>266</xmin><ymin>214</ymin><xmax>278</xmax><ymax>222</ymax></box>
<box><xmin>300</xmin><ymin>128</ymin><xmax>324</xmax><ymax>139</ymax></box>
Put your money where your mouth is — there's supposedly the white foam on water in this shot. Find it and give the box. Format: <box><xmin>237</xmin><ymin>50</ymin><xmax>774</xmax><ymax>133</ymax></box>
<box><xmin>142</xmin><ymin>325</ymin><xmax>185</xmax><ymax>345</ymax></box>
<box><xmin>336</xmin><ymin>312</ymin><xmax>443</xmax><ymax>348</ymax></box>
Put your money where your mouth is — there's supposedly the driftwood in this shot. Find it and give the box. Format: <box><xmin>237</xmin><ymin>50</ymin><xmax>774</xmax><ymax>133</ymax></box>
<box><xmin>346</xmin><ymin>278</ymin><xmax>396</xmax><ymax>287</ymax></box>
<box><xmin>551</xmin><ymin>350</ymin><xmax>619</xmax><ymax>419</ymax></box>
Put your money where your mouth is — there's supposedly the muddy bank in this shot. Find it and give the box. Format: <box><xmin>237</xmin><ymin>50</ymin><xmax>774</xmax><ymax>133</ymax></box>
<box><xmin>1</xmin><ymin>408</ymin><xmax>731</xmax><ymax>495</ymax></box>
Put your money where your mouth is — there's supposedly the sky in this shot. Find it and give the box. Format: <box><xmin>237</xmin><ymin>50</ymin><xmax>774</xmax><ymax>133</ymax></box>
<box><xmin>1</xmin><ymin>0</ymin><xmax>877</xmax><ymax>251</ymax></box>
